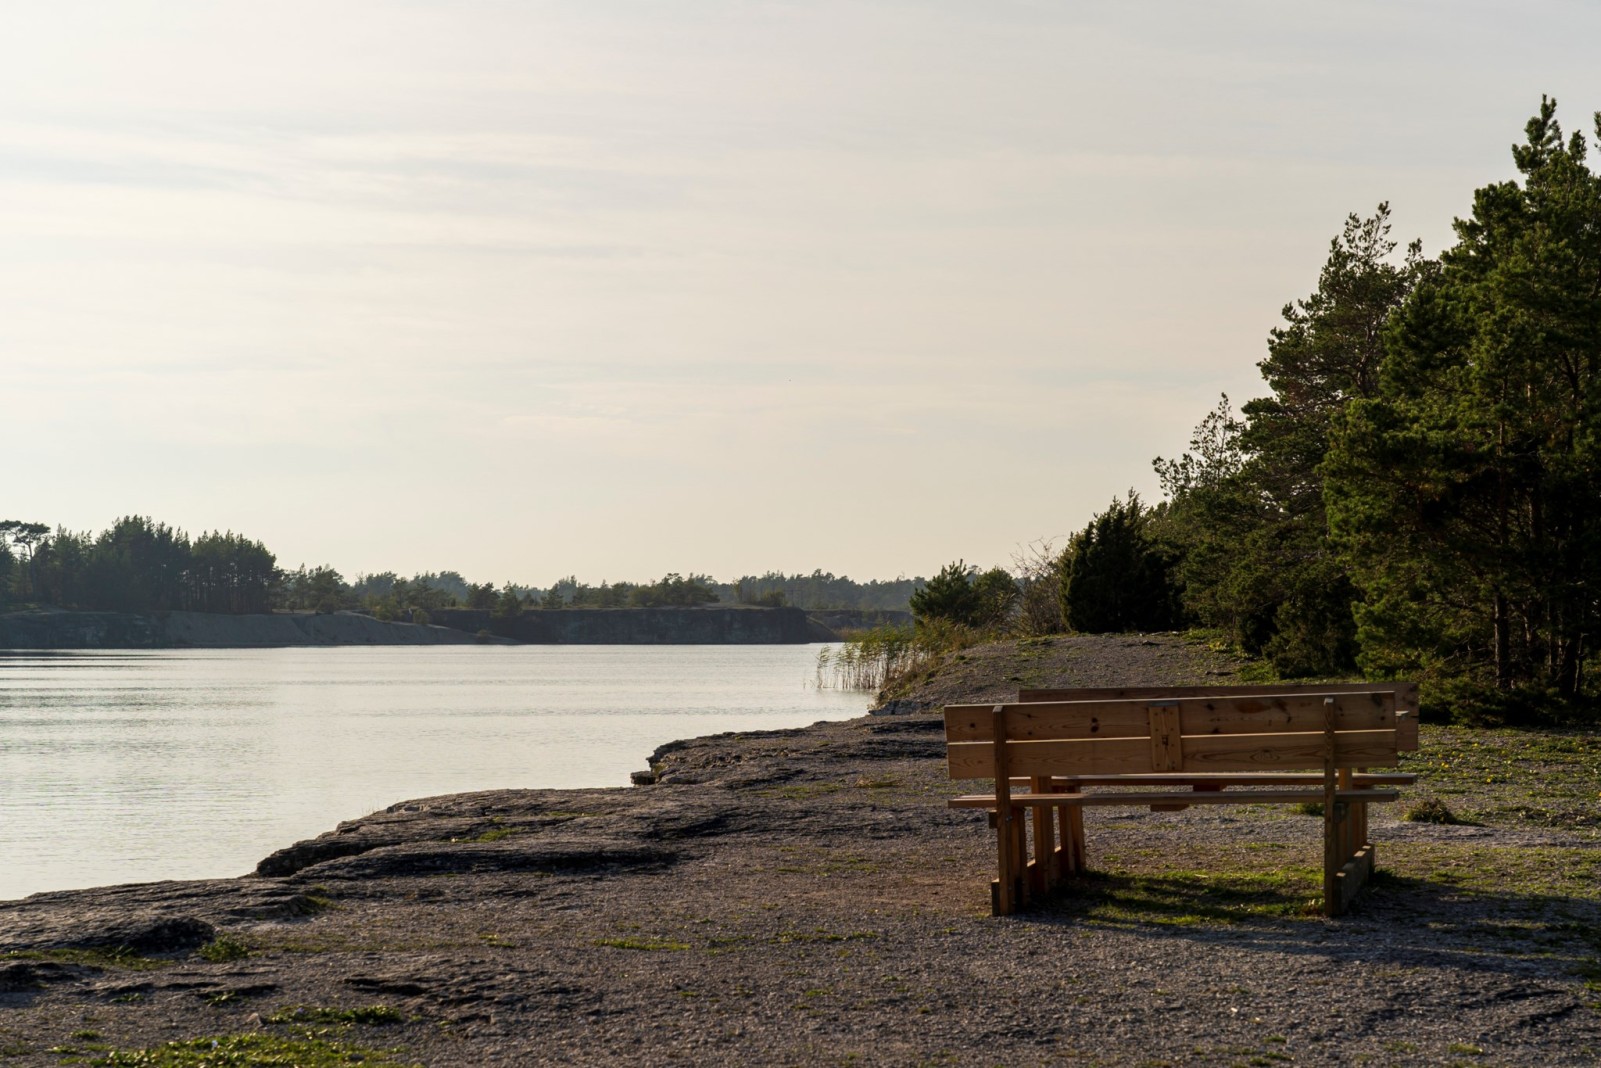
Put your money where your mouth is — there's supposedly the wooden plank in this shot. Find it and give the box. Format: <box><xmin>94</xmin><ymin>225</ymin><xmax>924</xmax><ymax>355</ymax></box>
<box><xmin>1391</xmin><ymin>681</ymin><xmax>1420</xmax><ymax>751</ymax></box>
<box><xmin>944</xmin><ymin>701</ymin><xmax>1153</xmax><ymax>742</ymax></box>
<box><xmin>1176</xmin><ymin>730</ymin><xmax>1397</xmax><ymax>773</ymax></box>
<box><xmin>1062</xmin><ymin>779</ymin><xmax>1085</xmax><ymax>873</ymax></box>
<box><xmin>1148</xmin><ymin>703</ymin><xmax>1182</xmax><ymax>772</ymax></box>
<box><xmin>1335</xmin><ymin>844</ymin><xmax>1375</xmax><ymax>914</ymax></box>
<box><xmin>1030</xmin><ymin>775</ymin><xmax>1054</xmax><ymax>893</ymax></box>
<box><xmin>949</xmin><ymin>736</ymin><xmax>1147</xmax><ymax>778</ymax></box>
<box><xmin>1322</xmin><ymin>698</ymin><xmax>1340</xmax><ymax>917</ymax></box>
<box><xmin>946</xmin><ymin>693</ymin><xmax>1397</xmax><ymax>742</ymax></box>
<box><xmin>991</xmin><ymin>705</ymin><xmax>1015</xmax><ymax>916</ymax></box>
<box><xmin>948</xmin><ymin>787</ymin><xmax>1401</xmax><ymax>808</ymax></box>
<box><xmin>1180</xmin><ymin>693</ymin><xmax>1394</xmax><ymax>736</ymax></box>
<box><xmin>1018</xmin><ymin>682</ymin><xmax>1421</xmax><ymax>751</ymax></box>
<box><xmin>951</xmin><ymin>729</ymin><xmax>1397</xmax><ymax>779</ymax></box>
<box><xmin>1396</xmin><ymin>711</ymin><xmax>1419</xmax><ymax>752</ymax></box>
<box><xmin>1021</xmin><ymin>681</ymin><xmax>1416</xmax><ymax>704</ymax></box>
<box><xmin>1338</xmin><ymin>767</ymin><xmax>1354</xmax><ymax>861</ymax></box>
<box><xmin>1013</xmin><ymin>809</ymin><xmax>1030</xmax><ymax>906</ymax></box>
<box><xmin>1007</xmin><ymin>772</ymin><xmax>1416</xmax><ymax>787</ymax></box>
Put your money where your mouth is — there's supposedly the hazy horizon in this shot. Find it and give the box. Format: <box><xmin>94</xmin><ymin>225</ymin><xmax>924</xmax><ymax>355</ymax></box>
<box><xmin>6</xmin><ymin>2</ymin><xmax>1598</xmax><ymax>583</ymax></box>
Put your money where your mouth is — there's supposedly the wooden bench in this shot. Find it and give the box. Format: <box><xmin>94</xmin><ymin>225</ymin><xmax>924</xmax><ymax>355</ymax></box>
<box><xmin>944</xmin><ymin>683</ymin><xmax>1420</xmax><ymax>917</ymax></box>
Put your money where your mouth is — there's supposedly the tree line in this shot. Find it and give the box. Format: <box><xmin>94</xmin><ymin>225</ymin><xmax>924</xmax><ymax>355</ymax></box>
<box><xmin>905</xmin><ymin>99</ymin><xmax>1601</xmax><ymax>721</ymax></box>
<box><xmin>0</xmin><ymin>519</ymin><xmax>926</xmax><ymax>617</ymax></box>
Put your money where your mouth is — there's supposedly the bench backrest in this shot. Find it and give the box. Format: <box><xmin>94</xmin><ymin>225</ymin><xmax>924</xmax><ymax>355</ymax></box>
<box><xmin>944</xmin><ymin>690</ymin><xmax>1405</xmax><ymax>780</ymax></box>
<box><xmin>1019</xmin><ymin>682</ymin><xmax>1420</xmax><ymax>751</ymax></box>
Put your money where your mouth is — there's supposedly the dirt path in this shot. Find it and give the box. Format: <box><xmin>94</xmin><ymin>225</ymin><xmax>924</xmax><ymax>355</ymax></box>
<box><xmin>3</xmin><ymin>634</ymin><xmax>1598</xmax><ymax>1066</ymax></box>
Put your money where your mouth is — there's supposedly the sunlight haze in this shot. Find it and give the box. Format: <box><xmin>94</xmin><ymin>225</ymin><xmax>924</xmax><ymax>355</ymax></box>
<box><xmin>5</xmin><ymin>1</ymin><xmax>1596</xmax><ymax>584</ymax></box>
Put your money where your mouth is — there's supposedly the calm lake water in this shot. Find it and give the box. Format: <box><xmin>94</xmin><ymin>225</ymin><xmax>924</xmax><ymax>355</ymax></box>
<box><xmin>0</xmin><ymin>645</ymin><xmax>868</xmax><ymax>901</ymax></box>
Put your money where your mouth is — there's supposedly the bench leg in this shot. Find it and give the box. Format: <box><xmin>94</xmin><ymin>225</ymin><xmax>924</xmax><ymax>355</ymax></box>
<box><xmin>1012</xmin><ymin>810</ymin><xmax>1030</xmax><ymax>906</ymax></box>
<box><xmin>1325</xmin><ymin>793</ymin><xmax>1382</xmax><ymax>916</ymax></box>
<box><xmin>1030</xmin><ymin>776</ymin><xmax>1056</xmax><ymax>895</ymax></box>
<box><xmin>1051</xmin><ymin>807</ymin><xmax>1072</xmax><ymax>879</ymax></box>
<box><xmin>992</xmin><ymin>807</ymin><xmax>1016</xmax><ymax>915</ymax></box>
<box><xmin>1067</xmin><ymin>804</ymin><xmax>1086</xmax><ymax>874</ymax></box>
<box><xmin>989</xmin><ymin>805</ymin><xmax>1029</xmax><ymax>915</ymax></box>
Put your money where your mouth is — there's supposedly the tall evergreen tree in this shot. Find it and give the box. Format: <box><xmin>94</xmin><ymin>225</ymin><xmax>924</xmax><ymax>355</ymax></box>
<box><xmin>1060</xmin><ymin>493</ymin><xmax>1180</xmax><ymax>633</ymax></box>
<box><xmin>1326</xmin><ymin>98</ymin><xmax>1601</xmax><ymax>700</ymax></box>
<box><xmin>1155</xmin><ymin>206</ymin><xmax>1427</xmax><ymax>673</ymax></box>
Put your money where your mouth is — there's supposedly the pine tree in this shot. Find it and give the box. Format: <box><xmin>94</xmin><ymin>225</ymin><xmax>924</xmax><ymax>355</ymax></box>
<box><xmin>1327</xmin><ymin>98</ymin><xmax>1601</xmax><ymax>702</ymax></box>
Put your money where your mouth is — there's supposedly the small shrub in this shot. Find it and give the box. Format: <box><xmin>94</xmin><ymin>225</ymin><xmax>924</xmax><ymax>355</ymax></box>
<box><xmin>1403</xmin><ymin>796</ymin><xmax>1460</xmax><ymax>824</ymax></box>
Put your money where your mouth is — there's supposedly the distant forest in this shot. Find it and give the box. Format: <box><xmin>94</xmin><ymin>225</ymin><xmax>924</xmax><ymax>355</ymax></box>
<box><xmin>0</xmin><ymin>518</ymin><xmax>923</xmax><ymax>619</ymax></box>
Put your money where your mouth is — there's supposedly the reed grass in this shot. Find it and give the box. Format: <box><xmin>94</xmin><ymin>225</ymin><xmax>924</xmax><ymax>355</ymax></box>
<box><xmin>816</xmin><ymin>620</ymin><xmax>982</xmax><ymax>694</ymax></box>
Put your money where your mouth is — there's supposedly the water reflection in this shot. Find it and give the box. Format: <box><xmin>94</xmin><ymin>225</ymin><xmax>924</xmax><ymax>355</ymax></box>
<box><xmin>0</xmin><ymin>645</ymin><xmax>865</xmax><ymax>899</ymax></box>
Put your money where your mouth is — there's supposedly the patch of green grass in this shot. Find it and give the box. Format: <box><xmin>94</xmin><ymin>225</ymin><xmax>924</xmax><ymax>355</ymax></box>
<box><xmin>249</xmin><ymin>932</ymin><xmax>453</xmax><ymax>955</ymax></box>
<box><xmin>266</xmin><ymin>1005</ymin><xmax>405</xmax><ymax>1027</ymax></box>
<box><xmin>592</xmin><ymin>937</ymin><xmax>690</xmax><ymax>952</ymax></box>
<box><xmin>197</xmin><ymin>937</ymin><xmax>249</xmax><ymax>964</ymax></box>
<box><xmin>469</xmin><ymin>827</ymin><xmax>521</xmax><ymax>843</ymax></box>
<box><xmin>1446</xmin><ymin>1042</ymin><xmax>1484</xmax><ymax>1055</ymax></box>
<box><xmin>1235</xmin><ymin>660</ymin><xmax>1279</xmax><ymax>684</ymax></box>
<box><xmin>771</xmin><ymin>846</ymin><xmax>880</xmax><ymax>876</ymax></box>
<box><xmin>1</xmin><ymin>948</ymin><xmax>165</xmax><ymax>972</ymax></box>
<box><xmin>1387</xmin><ymin>844</ymin><xmax>1601</xmax><ymax>900</ymax></box>
<box><xmin>1402</xmin><ymin>727</ymin><xmax>1601</xmax><ymax>831</ymax></box>
<box><xmin>89</xmin><ymin>1033</ymin><xmax>418</xmax><ymax>1067</ymax></box>
<box><xmin>772</xmin><ymin>930</ymin><xmax>878</xmax><ymax>945</ymax></box>
<box><xmin>1060</xmin><ymin>867</ymin><xmax>1324</xmax><ymax>926</ymax></box>
<box><xmin>761</xmin><ymin>782</ymin><xmax>844</xmax><ymax>801</ymax></box>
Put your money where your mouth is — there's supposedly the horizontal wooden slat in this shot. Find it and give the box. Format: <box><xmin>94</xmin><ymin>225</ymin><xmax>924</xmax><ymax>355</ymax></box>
<box><xmin>1019</xmin><ymin>682</ymin><xmax>1421</xmax><ymax>751</ymax></box>
<box><xmin>1181</xmin><ymin>693</ymin><xmax>1394</xmax><ymax>735</ymax></box>
<box><xmin>947</xmin><ymin>736</ymin><xmax>1150</xmax><ymax>778</ymax></box>
<box><xmin>1396</xmin><ymin>711</ymin><xmax>1418</xmax><ymax>752</ymax></box>
<box><xmin>1180</xmin><ymin>729</ymin><xmax>1397</xmax><ymax>772</ymax></box>
<box><xmin>944</xmin><ymin>701</ymin><xmax>1152</xmax><ymax>742</ymax></box>
<box><xmin>948</xmin><ymin>787</ymin><xmax>1401</xmax><ymax>808</ymax></box>
<box><xmin>947</xmin><ymin>729</ymin><xmax>1397</xmax><ymax>779</ymax></box>
<box><xmin>1020</xmin><ymin>682</ymin><xmax>1417</xmax><ymax>705</ymax></box>
<box><xmin>1007</xmin><ymin>772</ymin><xmax>1416</xmax><ymax>787</ymax></box>
<box><xmin>946</xmin><ymin>693</ymin><xmax>1397</xmax><ymax>743</ymax></box>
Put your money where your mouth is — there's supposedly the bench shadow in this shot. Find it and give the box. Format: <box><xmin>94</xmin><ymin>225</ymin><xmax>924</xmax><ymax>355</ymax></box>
<box><xmin>1012</xmin><ymin>868</ymin><xmax>1601</xmax><ymax>983</ymax></box>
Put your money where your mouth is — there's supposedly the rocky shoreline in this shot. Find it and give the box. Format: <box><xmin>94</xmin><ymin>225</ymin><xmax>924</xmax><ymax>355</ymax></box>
<box><xmin>2</xmin><ymin>634</ymin><xmax>1598</xmax><ymax>1066</ymax></box>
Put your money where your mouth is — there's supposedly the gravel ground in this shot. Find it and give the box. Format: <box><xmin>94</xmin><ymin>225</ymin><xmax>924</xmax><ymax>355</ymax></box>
<box><xmin>2</xmin><ymin>633</ymin><xmax>1598</xmax><ymax>1067</ymax></box>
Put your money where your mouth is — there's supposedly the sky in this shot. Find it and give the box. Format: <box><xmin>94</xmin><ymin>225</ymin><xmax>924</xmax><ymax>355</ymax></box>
<box><xmin>5</xmin><ymin>1</ymin><xmax>1599</xmax><ymax>586</ymax></box>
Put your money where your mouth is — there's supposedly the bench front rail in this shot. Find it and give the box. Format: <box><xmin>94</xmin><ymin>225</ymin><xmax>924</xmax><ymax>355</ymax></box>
<box><xmin>944</xmin><ymin>687</ymin><xmax>1419</xmax><ymax>917</ymax></box>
